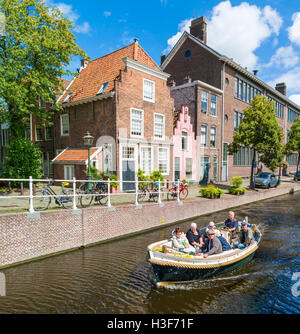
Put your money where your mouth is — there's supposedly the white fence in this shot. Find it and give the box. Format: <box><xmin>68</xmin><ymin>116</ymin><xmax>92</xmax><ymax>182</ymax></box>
<box><xmin>0</xmin><ymin>177</ymin><xmax>186</xmax><ymax>214</ymax></box>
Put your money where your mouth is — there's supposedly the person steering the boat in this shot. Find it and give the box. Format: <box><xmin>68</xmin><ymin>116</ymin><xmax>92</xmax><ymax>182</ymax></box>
<box><xmin>233</xmin><ymin>222</ymin><xmax>254</xmax><ymax>249</ymax></box>
<box><xmin>202</xmin><ymin>230</ymin><xmax>223</xmax><ymax>258</ymax></box>
<box><xmin>224</xmin><ymin>211</ymin><xmax>239</xmax><ymax>234</ymax></box>
<box><xmin>186</xmin><ymin>222</ymin><xmax>202</xmax><ymax>253</ymax></box>
<box><xmin>171</xmin><ymin>227</ymin><xmax>195</xmax><ymax>254</ymax></box>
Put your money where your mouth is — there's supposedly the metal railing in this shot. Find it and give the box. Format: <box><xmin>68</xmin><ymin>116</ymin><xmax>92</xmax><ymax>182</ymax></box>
<box><xmin>0</xmin><ymin>177</ymin><xmax>187</xmax><ymax>214</ymax></box>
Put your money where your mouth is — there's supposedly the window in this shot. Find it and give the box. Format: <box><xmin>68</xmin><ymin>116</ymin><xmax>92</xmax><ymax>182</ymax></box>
<box><xmin>213</xmin><ymin>156</ymin><xmax>218</xmax><ymax>182</ymax></box>
<box><xmin>36</xmin><ymin>125</ymin><xmax>43</xmax><ymax>141</ymax></box>
<box><xmin>143</xmin><ymin>79</ymin><xmax>155</xmax><ymax>102</ymax></box>
<box><xmin>239</xmin><ymin>80</ymin><xmax>243</xmax><ymax>100</ymax></box>
<box><xmin>233</xmin><ymin>147</ymin><xmax>257</xmax><ymax>166</ymax></box>
<box><xmin>235</xmin><ymin>78</ymin><xmax>239</xmax><ymax>98</ymax></box>
<box><xmin>97</xmin><ymin>82</ymin><xmax>109</xmax><ymax>95</ymax></box>
<box><xmin>174</xmin><ymin>157</ymin><xmax>180</xmax><ymax>181</ymax></box>
<box><xmin>158</xmin><ymin>147</ymin><xmax>169</xmax><ymax>174</ymax></box>
<box><xmin>64</xmin><ymin>165</ymin><xmax>75</xmax><ymax>180</ymax></box>
<box><xmin>200</xmin><ymin>125</ymin><xmax>207</xmax><ymax>147</ymax></box>
<box><xmin>154</xmin><ymin>114</ymin><xmax>165</xmax><ymax>139</ymax></box>
<box><xmin>122</xmin><ymin>146</ymin><xmax>135</xmax><ymax>159</ymax></box>
<box><xmin>141</xmin><ymin>147</ymin><xmax>152</xmax><ymax>175</ymax></box>
<box><xmin>268</xmin><ymin>96</ymin><xmax>285</xmax><ymax>119</ymax></box>
<box><xmin>247</xmin><ymin>85</ymin><xmax>251</xmax><ymax>103</ymax></box>
<box><xmin>211</xmin><ymin>94</ymin><xmax>217</xmax><ymax>116</ymax></box>
<box><xmin>45</xmin><ymin>126</ymin><xmax>53</xmax><ymax>140</ymax></box>
<box><xmin>130</xmin><ymin>108</ymin><xmax>143</xmax><ymax>137</ymax></box>
<box><xmin>288</xmin><ymin>107</ymin><xmax>299</xmax><ymax>123</ymax></box>
<box><xmin>201</xmin><ymin>91</ymin><xmax>208</xmax><ymax>112</ymax></box>
<box><xmin>182</xmin><ymin>131</ymin><xmax>188</xmax><ymax>151</ymax></box>
<box><xmin>43</xmin><ymin>152</ymin><xmax>54</xmax><ymax>177</ymax></box>
<box><xmin>234</xmin><ymin>111</ymin><xmax>243</xmax><ymax>132</ymax></box>
<box><xmin>286</xmin><ymin>153</ymin><xmax>298</xmax><ymax>166</ymax></box>
<box><xmin>185</xmin><ymin>158</ymin><xmax>193</xmax><ymax>179</ymax></box>
<box><xmin>25</xmin><ymin>127</ymin><xmax>31</xmax><ymax>140</ymax></box>
<box><xmin>210</xmin><ymin>126</ymin><xmax>216</xmax><ymax>148</ymax></box>
<box><xmin>60</xmin><ymin>114</ymin><xmax>70</xmax><ymax>136</ymax></box>
<box><xmin>243</xmin><ymin>82</ymin><xmax>247</xmax><ymax>102</ymax></box>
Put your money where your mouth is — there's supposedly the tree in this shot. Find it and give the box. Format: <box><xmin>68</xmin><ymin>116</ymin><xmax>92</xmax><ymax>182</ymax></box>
<box><xmin>0</xmin><ymin>0</ymin><xmax>87</xmax><ymax>136</ymax></box>
<box><xmin>285</xmin><ymin>118</ymin><xmax>300</xmax><ymax>173</ymax></box>
<box><xmin>229</xmin><ymin>96</ymin><xmax>283</xmax><ymax>189</ymax></box>
<box><xmin>3</xmin><ymin>138</ymin><xmax>43</xmax><ymax>184</ymax></box>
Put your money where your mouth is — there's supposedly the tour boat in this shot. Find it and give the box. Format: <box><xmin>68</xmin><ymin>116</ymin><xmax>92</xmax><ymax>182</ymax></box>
<box><xmin>147</xmin><ymin>221</ymin><xmax>262</xmax><ymax>288</ymax></box>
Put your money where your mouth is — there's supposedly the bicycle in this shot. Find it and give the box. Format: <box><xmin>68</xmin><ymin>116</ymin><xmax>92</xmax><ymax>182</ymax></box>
<box><xmin>78</xmin><ymin>180</ymin><xmax>108</xmax><ymax>208</ymax></box>
<box><xmin>167</xmin><ymin>182</ymin><xmax>189</xmax><ymax>201</ymax></box>
<box><xmin>33</xmin><ymin>181</ymin><xmax>74</xmax><ymax>211</ymax></box>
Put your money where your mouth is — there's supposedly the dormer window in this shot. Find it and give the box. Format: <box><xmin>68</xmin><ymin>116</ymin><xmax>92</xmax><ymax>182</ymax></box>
<box><xmin>63</xmin><ymin>92</ymin><xmax>73</xmax><ymax>103</ymax></box>
<box><xmin>97</xmin><ymin>82</ymin><xmax>109</xmax><ymax>95</ymax></box>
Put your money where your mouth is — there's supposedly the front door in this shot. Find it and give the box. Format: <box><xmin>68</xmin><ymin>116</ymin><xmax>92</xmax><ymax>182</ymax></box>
<box><xmin>174</xmin><ymin>157</ymin><xmax>180</xmax><ymax>181</ymax></box>
<box><xmin>222</xmin><ymin>143</ymin><xmax>228</xmax><ymax>182</ymax></box>
<box><xmin>122</xmin><ymin>160</ymin><xmax>135</xmax><ymax>192</ymax></box>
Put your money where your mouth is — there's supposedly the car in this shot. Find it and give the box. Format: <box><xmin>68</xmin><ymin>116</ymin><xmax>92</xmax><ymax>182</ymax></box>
<box><xmin>294</xmin><ymin>171</ymin><xmax>300</xmax><ymax>181</ymax></box>
<box><xmin>254</xmin><ymin>172</ymin><xmax>278</xmax><ymax>189</ymax></box>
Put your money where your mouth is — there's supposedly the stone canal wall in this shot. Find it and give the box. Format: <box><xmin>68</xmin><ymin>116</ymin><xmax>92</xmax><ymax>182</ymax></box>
<box><xmin>1</xmin><ymin>183</ymin><xmax>300</xmax><ymax>268</ymax></box>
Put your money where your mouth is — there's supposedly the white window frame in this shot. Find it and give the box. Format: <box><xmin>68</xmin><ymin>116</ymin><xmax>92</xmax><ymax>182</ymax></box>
<box><xmin>143</xmin><ymin>79</ymin><xmax>155</xmax><ymax>103</ymax></box>
<box><xmin>154</xmin><ymin>113</ymin><xmax>165</xmax><ymax>140</ymax></box>
<box><xmin>140</xmin><ymin>146</ymin><xmax>153</xmax><ymax>175</ymax></box>
<box><xmin>210</xmin><ymin>126</ymin><xmax>217</xmax><ymax>149</ymax></box>
<box><xmin>200</xmin><ymin>124</ymin><xmax>207</xmax><ymax>147</ymax></box>
<box><xmin>64</xmin><ymin>165</ymin><xmax>75</xmax><ymax>180</ymax></box>
<box><xmin>158</xmin><ymin>146</ymin><xmax>170</xmax><ymax>175</ymax></box>
<box><xmin>130</xmin><ymin>108</ymin><xmax>144</xmax><ymax>138</ymax></box>
<box><xmin>36</xmin><ymin>125</ymin><xmax>43</xmax><ymax>142</ymax></box>
<box><xmin>60</xmin><ymin>114</ymin><xmax>70</xmax><ymax>137</ymax></box>
<box><xmin>210</xmin><ymin>94</ymin><xmax>217</xmax><ymax>117</ymax></box>
<box><xmin>201</xmin><ymin>91</ymin><xmax>208</xmax><ymax>112</ymax></box>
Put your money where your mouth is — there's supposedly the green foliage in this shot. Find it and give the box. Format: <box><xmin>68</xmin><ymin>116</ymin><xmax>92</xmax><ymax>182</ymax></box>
<box><xmin>137</xmin><ymin>168</ymin><xmax>150</xmax><ymax>189</ymax></box>
<box><xmin>230</xmin><ymin>176</ymin><xmax>243</xmax><ymax>188</ymax></box>
<box><xmin>150</xmin><ymin>170</ymin><xmax>165</xmax><ymax>182</ymax></box>
<box><xmin>229</xmin><ymin>96</ymin><xmax>284</xmax><ymax>187</ymax></box>
<box><xmin>3</xmin><ymin>138</ymin><xmax>42</xmax><ymax>185</ymax></box>
<box><xmin>0</xmin><ymin>0</ymin><xmax>87</xmax><ymax>135</ymax></box>
<box><xmin>285</xmin><ymin>118</ymin><xmax>300</xmax><ymax>171</ymax></box>
<box><xmin>199</xmin><ymin>185</ymin><xmax>224</xmax><ymax>199</ymax></box>
<box><xmin>228</xmin><ymin>186</ymin><xmax>246</xmax><ymax>195</ymax></box>
<box><xmin>109</xmin><ymin>173</ymin><xmax>119</xmax><ymax>188</ymax></box>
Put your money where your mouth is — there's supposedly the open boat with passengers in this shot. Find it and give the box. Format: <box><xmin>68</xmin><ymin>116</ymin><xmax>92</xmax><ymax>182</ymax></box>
<box><xmin>147</xmin><ymin>220</ymin><xmax>262</xmax><ymax>288</ymax></box>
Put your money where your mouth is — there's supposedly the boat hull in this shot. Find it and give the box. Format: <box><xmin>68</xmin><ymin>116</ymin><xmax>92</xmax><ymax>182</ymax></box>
<box><xmin>151</xmin><ymin>250</ymin><xmax>256</xmax><ymax>286</ymax></box>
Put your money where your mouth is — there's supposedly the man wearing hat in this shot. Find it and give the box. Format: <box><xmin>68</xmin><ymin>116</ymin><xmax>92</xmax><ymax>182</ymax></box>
<box><xmin>202</xmin><ymin>229</ymin><xmax>223</xmax><ymax>258</ymax></box>
<box><xmin>233</xmin><ymin>221</ymin><xmax>254</xmax><ymax>249</ymax></box>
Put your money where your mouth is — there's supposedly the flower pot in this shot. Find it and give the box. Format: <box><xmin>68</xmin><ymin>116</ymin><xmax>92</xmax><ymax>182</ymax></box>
<box><xmin>110</xmin><ymin>185</ymin><xmax>118</xmax><ymax>193</ymax></box>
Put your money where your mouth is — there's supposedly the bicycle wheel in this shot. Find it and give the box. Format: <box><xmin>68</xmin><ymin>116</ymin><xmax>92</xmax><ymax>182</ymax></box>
<box><xmin>137</xmin><ymin>188</ymin><xmax>147</xmax><ymax>202</ymax></box>
<box><xmin>94</xmin><ymin>184</ymin><xmax>108</xmax><ymax>205</ymax></box>
<box><xmin>32</xmin><ymin>190</ymin><xmax>51</xmax><ymax>211</ymax></box>
<box><xmin>61</xmin><ymin>189</ymin><xmax>74</xmax><ymax>209</ymax></box>
<box><xmin>167</xmin><ymin>188</ymin><xmax>177</xmax><ymax>201</ymax></box>
<box><xmin>78</xmin><ymin>183</ymin><xmax>94</xmax><ymax>208</ymax></box>
<box><xmin>180</xmin><ymin>187</ymin><xmax>189</xmax><ymax>200</ymax></box>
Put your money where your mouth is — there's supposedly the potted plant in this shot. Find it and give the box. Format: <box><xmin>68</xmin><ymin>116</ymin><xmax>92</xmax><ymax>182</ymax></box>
<box><xmin>109</xmin><ymin>173</ymin><xmax>119</xmax><ymax>193</ymax></box>
<box><xmin>199</xmin><ymin>185</ymin><xmax>224</xmax><ymax>199</ymax></box>
<box><xmin>228</xmin><ymin>176</ymin><xmax>246</xmax><ymax>196</ymax></box>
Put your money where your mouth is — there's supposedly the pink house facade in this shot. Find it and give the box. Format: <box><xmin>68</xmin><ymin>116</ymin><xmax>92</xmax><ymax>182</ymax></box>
<box><xmin>173</xmin><ymin>106</ymin><xmax>197</xmax><ymax>184</ymax></box>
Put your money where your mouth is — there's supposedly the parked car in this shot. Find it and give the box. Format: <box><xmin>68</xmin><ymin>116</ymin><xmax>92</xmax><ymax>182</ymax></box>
<box><xmin>254</xmin><ymin>172</ymin><xmax>278</xmax><ymax>189</ymax></box>
<box><xmin>294</xmin><ymin>171</ymin><xmax>300</xmax><ymax>181</ymax></box>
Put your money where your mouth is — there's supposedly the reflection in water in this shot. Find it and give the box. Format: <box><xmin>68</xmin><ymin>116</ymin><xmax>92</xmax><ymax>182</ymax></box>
<box><xmin>0</xmin><ymin>193</ymin><xmax>300</xmax><ymax>313</ymax></box>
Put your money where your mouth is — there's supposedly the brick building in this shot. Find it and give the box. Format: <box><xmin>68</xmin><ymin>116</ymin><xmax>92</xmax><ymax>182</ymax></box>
<box><xmin>55</xmin><ymin>40</ymin><xmax>174</xmax><ymax>190</ymax></box>
<box><xmin>162</xmin><ymin>16</ymin><xmax>300</xmax><ymax>181</ymax></box>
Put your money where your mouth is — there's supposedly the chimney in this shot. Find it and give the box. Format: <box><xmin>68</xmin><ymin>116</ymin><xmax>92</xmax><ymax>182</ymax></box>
<box><xmin>161</xmin><ymin>55</ymin><xmax>167</xmax><ymax>65</ymax></box>
<box><xmin>190</xmin><ymin>16</ymin><xmax>207</xmax><ymax>44</ymax></box>
<box><xmin>275</xmin><ymin>83</ymin><xmax>287</xmax><ymax>96</ymax></box>
<box><xmin>80</xmin><ymin>59</ymin><xmax>89</xmax><ymax>71</ymax></box>
<box><xmin>168</xmin><ymin>79</ymin><xmax>176</xmax><ymax>87</ymax></box>
<box><xmin>253</xmin><ymin>70</ymin><xmax>258</xmax><ymax>76</ymax></box>
<box><xmin>133</xmin><ymin>38</ymin><xmax>139</xmax><ymax>61</ymax></box>
<box><xmin>183</xmin><ymin>75</ymin><xmax>192</xmax><ymax>84</ymax></box>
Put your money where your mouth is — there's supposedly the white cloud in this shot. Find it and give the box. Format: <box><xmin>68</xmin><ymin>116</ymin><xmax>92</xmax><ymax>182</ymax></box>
<box><xmin>164</xmin><ymin>1</ymin><xmax>283</xmax><ymax>70</ymax></box>
<box><xmin>288</xmin><ymin>12</ymin><xmax>300</xmax><ymax>46</ymax></box>
<box><xmin>268</xmin><ymin>66</ymin><xmax>300</xmax><ymax>93</ymax></box>
<box><xmin>266</xmin><ymin>46</ymin><xmax>299</xmax><ymax>69</ymax></box>
<box><xmin>289</xmin><ymin>94</ymin><xmax>300</xmax><ymax>106</ymax></box>
<box><xmin>120</xmin><ymin>31</ymin><xmax>134</xmax><ymax>45</ymax></box>
<box><xmin>46</xmin><ymin>1</ymin><xmax>91</xmax><ymax>34</ymax></box>
<box><xmin>103</xmin><ymin>11</ymin><xmax>111</xmax><ymax>18</ymax></box>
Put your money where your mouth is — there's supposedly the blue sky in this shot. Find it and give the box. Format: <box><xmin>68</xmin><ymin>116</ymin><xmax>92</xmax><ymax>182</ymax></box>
<box><xmin>46</xmin><ymin>0</ymin><xmax>300</xmax><ymax>104</ymax></box>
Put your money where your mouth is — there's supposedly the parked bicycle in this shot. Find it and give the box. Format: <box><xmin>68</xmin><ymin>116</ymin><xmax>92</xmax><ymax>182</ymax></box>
<box><xmin>78</xmin><ymin>180</ymin><xmax>108</xmax><ymax>208</ymax></box>
<box><xmin>138</xmin><ymin>182</ymin><xmax>161</xmax><ymax>202</ymax></box>
<box><xmin>33</xmin><ymin>181</ymin><xmax>74</xmax><ymax>211</ymax></box>
<box><xmin>167</xmin><ymin>182</ymin><xmax>189</xmax><ymax>201</ymax></box>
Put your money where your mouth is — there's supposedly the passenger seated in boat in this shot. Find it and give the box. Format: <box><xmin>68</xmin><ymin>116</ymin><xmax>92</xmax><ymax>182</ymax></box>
<box><xmin>171</xmin><ymin>227</ymin><xmax>195</xmax><ymax>254</ymax></box>
<box><xmin>186</xmin><ymin>222</ymin><xmax>202</xmax><ymax>253</ymax></box>
<box><xmin>200</xmin><ymin>221</ymin><xmax>215</xmax><ymax>248</ymax></box>
<box><xmin>202</xmin><ymin>230</ymin><xmax>223</xmax><ymax>258</ymax></box>
<box><xmin>214</xmin><ymin>230</ymin><xmax>232</xmax><ymax>251</ymax></box>
<box><xmin>224</xmin><ymin>211</ymin><xmax>239</xmax><ymax>234</ymax></box>
<box><xmin>233</xmin><ymin>221</ymin><xmax>254</xmax><ymax>249</ymax></box>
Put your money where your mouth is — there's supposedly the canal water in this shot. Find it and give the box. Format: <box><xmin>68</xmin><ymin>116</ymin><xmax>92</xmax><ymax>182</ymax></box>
<box><xmin>0</xmin><ymin>192</ymin><xmax>300</xmax><ymax>314</ymax></box>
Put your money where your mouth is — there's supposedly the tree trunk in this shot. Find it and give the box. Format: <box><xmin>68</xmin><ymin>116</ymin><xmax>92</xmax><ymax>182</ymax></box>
<box><xmin>250</xmin><ymin>149</ymin><xmax>256</xmax><ymax>189</ymax></box>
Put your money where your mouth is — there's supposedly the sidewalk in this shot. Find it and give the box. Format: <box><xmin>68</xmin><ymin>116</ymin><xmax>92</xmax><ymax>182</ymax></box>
<box><xmin>0</xmin><ymin>176</ymin><xmax>297</xmax><ymax>214</ymax></box>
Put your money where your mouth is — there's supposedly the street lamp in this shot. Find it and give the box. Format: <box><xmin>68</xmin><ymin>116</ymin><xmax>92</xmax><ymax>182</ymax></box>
<box><xmin>83</xmin><ymin>131</ymin><xmax>94</xmax><ymax>190</ymax></box>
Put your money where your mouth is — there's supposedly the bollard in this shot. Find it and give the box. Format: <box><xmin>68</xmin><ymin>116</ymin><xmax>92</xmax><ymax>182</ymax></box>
<box><xmin>72</xmin><ymin>177</ymin><xmax>77</xmax><ymax>210</ymax></box>
<box><xmin>29</xmin><ymin>176</ymin><xmax>35</xmax><ymax>213</ymax></box>
<box><xmin>107</xmin><ymin>178</ymin><xmax>111</xmax><ymax>208</ymax></box>
<box><xmin>177</xmin><ymin>179</ymin><xmax>182</xmax><ymax>205</ymax></box>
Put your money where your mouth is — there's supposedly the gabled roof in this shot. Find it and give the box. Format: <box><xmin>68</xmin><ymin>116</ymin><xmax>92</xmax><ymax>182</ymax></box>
<box><xmin>162</xmin><ymin>31</ymin><xmax>300</xmax><ymax>112</ymax></box>
<box><xmin>53</xmin><ymin>147</ymin><xmax>101</xmax><ymax>164</ymax></box>
<box><xmin>58</xmin><ymin>42</ymin><xmax>160</xmax><ymax>105</ymax></box>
